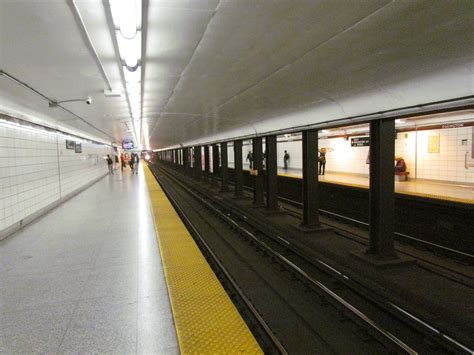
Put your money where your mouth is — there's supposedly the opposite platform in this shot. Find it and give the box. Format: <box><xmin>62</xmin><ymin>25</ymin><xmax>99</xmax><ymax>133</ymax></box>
<box><xmin>144</xmin><ymin>165</ymin><xmax>262</xmax><ymax>354</ymax></box>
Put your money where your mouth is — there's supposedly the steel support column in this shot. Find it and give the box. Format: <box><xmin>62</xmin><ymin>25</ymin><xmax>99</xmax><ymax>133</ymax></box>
<box><xmin>265</xmin><ymin>135</ymin><xmax>278</xmax><ymax>210</ymax></box>
<box><xmin>204</xmin><ymin>145</ymin><xmax>210</xmax><ymax>183</ymax></box>
<box><xmin>302</xmin><ymin>129</ymin><xmax>320</xmax><ymax>227</ymax></box>
<box><xmin>253</xmin><ymin>137</ymin><xmax>264</xmax><ymax>206</ymax></box>
<box><xmin>183</xmin><ymin>147</ymin><xmax>189</xmax><ymax>175</ymax></box>
<box><xmin>194</xmin><ymin>146</ymin><xmax>202</xmax><ymax>180</ymax></box>
<box><xmin>233</xmin><ymin>140</ymin><xmax>244</xmax><ymax>197</ymax></box>
<box><xmin>212</xmin><ymin>144</ymin><xmax>219</xmax><ymax>187</ymax></box>
<box><xmin>368</xmin><ymin>119</ymin><xmax>396</xmax><ymax>257</ymax></box>
<box><xmin>220</xmin><ymin>142</ymin><xmax>229</xmax><ymax>192</ymax></box>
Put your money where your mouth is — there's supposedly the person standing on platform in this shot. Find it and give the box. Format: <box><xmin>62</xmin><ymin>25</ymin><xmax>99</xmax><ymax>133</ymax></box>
<box><xmin>120</xmin><ymin>153</ymin><xmax>126</xmax><ymax>172</ymax></box>
<box><xmin>133</xmin><ymin>153</ymin><xmax>140</xmax><ymax>175</ymax></box>
<box><xmin>283</xmin><ymin>150</ymin><xmax>290</xmax><ymax>170</ymax></box>
<box><xmin>106</xmin><ymin>154</ymin><xmax>113</xmax><ymax>175</ymax></box>
<box><xmin>246</xmin><ymin>151</ymin><xmax>254</xmax><ymax>169</ymax></box>
<box><xmin>129</xmin><ymin>155</ymin><xmax>134</xmax><ymax>172</ymax></box>
<box><xmin>318</xmin><ymin>148</ymin><xmax>327</xmax><ymax>175</ymax></box>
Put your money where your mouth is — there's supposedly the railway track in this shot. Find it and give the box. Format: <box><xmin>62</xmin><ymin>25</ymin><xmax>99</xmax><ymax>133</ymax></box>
<box><xmin>150</xmin><ymin>163</ymin><xmax>473</xmax><ymax>354</ymax></box>
<box><xmin>280</xmin><ymin>196</ymin><xmax>474</xmax><ymax>266</ymax></box>
<box><xmin>278</xmin><ymin>198</ymin><xmax>474</xmax><ymax>286</ymax></box>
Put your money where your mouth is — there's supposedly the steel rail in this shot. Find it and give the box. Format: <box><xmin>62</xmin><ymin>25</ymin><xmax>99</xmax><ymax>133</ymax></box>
<box><xmin>156</xmin><ymin>163</ymin><xmax>474</xmax><ymax>354</ymax></box>
<box><xmin>278</xmin><ymin>196</ymin><xmax>474</xmax><ymax>262</ymax></box>
<box><xmin>148</xmin><ymin>166</ymin><xmax>288</xmax><ymax>355</ymax></box>
<box><xmin>153</xmin><ymin>164</ymin><xmax>418</xmax><ymax>354</ymax></box>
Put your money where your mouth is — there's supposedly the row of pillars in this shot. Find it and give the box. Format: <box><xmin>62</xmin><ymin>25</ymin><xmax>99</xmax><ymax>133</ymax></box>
<box><xmin>156</xmin><ymin>118</ymin><xmax>396</xmax><ymax>259</ymax></box>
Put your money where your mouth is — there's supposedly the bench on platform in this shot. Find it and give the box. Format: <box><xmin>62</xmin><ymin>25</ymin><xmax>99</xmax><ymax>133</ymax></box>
<box><xmin>395</xmin><ymin>171</ymin><xmax>409</xmax><ymax>181</ymax></box>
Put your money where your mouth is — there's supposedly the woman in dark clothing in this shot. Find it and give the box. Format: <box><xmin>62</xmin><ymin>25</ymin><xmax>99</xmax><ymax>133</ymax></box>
<box><xmin>395</xmin><ymin>157</ymin><xmax>407</xmax><ymax>173</ymax></box>
<box><xmin>318</xmin><ymin>148</ymin><xmax>327</xmax><ymax>175</ymax></box>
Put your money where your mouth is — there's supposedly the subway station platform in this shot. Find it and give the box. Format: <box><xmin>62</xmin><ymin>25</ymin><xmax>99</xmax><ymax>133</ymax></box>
<box><xmin>236</xmin><ymin>164</ymin><xmax>474</xmax><ymax>204</ymax></box>
<box><xmin>0</xmin><ymin>168</ymin><xmax>179</xmax><ymax>353</ymax></box>
<box><xmin>0</xmin><ymin>166</ymin><xmax>261</xmax><ymax>354</ymax></box>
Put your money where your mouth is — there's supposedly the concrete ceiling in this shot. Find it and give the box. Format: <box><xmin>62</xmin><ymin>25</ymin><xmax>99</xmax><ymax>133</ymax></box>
<box><xmin>1</xmin><ymin>0</ymin><xmax>473</xmax><ymax>148</ymax></box>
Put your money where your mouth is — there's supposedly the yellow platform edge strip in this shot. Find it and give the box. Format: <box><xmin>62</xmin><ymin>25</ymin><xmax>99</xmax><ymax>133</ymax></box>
<box><xmin>143</xmin><ymin>165</ymin><xmax>263</xmax><ymax>355</ymax></box>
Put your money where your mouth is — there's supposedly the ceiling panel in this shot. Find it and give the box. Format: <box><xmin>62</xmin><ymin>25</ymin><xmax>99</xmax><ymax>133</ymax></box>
<box><xmin>1</xmin><ymin>0</ymin><xmax>472</xmax><ymax>150</ymax></box>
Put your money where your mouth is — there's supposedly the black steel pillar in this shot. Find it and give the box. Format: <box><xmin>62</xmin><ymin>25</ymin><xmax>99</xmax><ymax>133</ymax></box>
<box><xmin>302</xmin><ymin>129</ymin><xmax>320</xmax><ymax>227</ymax></box>
<box><xmin>204</xmin><ymin>145</ymin><xmax>210</xmax><ymax>183</ymax></box>
<box><xmin>212</xmin><ymin>144</ymin><xmax>219</xmax><ymax>187</ymax></box>
<box><xmin>194</xmin><ymin>146</ymin><xmax>202</xmax><ymax>180</ymax></box>
<box><xmin>233</xmin><ymin>140</ymin><xmax>244</xmax><ymax>197</ymax></box>
<box><xmin>183</xmin><ymin>147</ymin><xmax>188</xmax><ymax>175</ymax></box>
<box><xmin>368</xmin><ymin>119</ymin><xmax>396</xmax><ymax>257</ymax></box>
<box><xmin>265</xmin><ymin>135</ymin><xmax>278</xmax><ymax>210</ymax></box>
<box><xmin>253</xmin><ymin>137</ymin><xmax>264</xmax><ymax>206</ymax></box>
<box><xmin>220</xmin><ymin>142</ymin><xmax>229</xmax><ymax>192</ymax></box>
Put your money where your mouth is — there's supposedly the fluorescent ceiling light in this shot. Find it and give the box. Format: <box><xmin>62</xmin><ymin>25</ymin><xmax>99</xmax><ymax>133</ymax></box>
<box><xmin>124</xmin><ymin>66</ymin><xmax>141</xmax><ymax>84</ymax></box>
<box><xmin>118</xmin><ymin>0</ymin><xmax>137</xmax><ymax>39</ymax></box>
<box><xmin>126</xmin><ymin>83</ymin><xmax>140</xmax><ymax>95</ymax></box>
<box><xmin>116</xmin><ymin>32</ymin><xmax>140</xmax><ymax>68</ymax></box>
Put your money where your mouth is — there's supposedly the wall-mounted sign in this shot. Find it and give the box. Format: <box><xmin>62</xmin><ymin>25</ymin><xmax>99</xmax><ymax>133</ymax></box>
<box><xmin>351</xmin><ymin>137</ymin><xmax>370</xmax><ymax>147</ymax></box>
<box><xmin>122</xmin><ymin>140</ymin><xmax>134</xmax><ymax>150</ymax></box>
<box><xmin>428</xmin><ymin>135</ymin><xmax>440</xmax><ymax>153</ymax></box>
<box><xmin>75</xmin><ymin>142</ymin><xmax>82</xmax><ymax>153</ymax></box>
<box><xmin>66</xmin><ymin>140</ymin><xmax>75</xmax><ymax>150</ymax></box>
<box><xmin>442</xmin><ymin>123</ymin><xmax>464</xmax><ymax>129</ymax></box>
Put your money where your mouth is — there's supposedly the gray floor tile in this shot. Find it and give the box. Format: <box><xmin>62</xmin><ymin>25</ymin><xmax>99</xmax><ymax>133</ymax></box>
<box><xmin>58</xmin><ymin>319</ymin><xmax>137</xmax><ymax>354</ymax></box>
<box><xmin>1</xmin><ymin>171</ymin><xmax>178</xmax><ymax>353</ymax></box>
<box><xmin>0</xmin><ymin>326</ymin><xmax>66</xmax><ymax>354</ymax></box>
<box><xmin>138</xmin><ymin>313</ymin><xmax>178</xmax><ymax>353</ymax></box>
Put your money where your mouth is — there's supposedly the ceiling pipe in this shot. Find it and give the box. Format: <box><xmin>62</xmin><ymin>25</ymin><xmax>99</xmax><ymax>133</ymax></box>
<box><xmin>68</xmin><ymin>0</ymin><xmax>113</xmax><ymax>91</ymax></box>
<box><xmin>139</xmin><ymin>0</ymin><xmax>149</xmax><ymax>148</ymax></box>
<box><xmin>0</xmin><ymin>70</ymin><xmax>116</xmax><ymax>142</ymax></box>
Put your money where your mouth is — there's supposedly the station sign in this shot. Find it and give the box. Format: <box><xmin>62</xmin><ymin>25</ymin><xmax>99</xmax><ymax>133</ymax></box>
<box><xmin>65</xmin><ymin>139</ymin><xmax>75</xmax><ymax>149</ymax></box>
<box><xmin>122</xmin><ymin>140</ymin><xmax>134</xmax><ymax>150</ymax></box>
<box><xmin>442</xmin><ymin>123</ymin><xmax>464</xmax><ymax>129</ymax></box>
<box><xmin>75</xmin><ymin>142</ymin><xmax>82</xmax><ymax>153</ymax></box>
<box><xmin>351</xmin><ymin>137</ymin><xmax>370</xmax><ymax>147</ymax></box>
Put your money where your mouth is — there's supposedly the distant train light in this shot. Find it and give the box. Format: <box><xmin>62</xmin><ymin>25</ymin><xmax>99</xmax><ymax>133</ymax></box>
<box><xmin>145</xmin><ymin>154</ymin><xmax>151</xmax><ymax>160</ymax></box>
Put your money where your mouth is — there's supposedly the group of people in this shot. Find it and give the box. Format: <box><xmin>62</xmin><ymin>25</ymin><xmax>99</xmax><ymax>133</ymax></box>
<box><xmin>283</xmin><ymin>149</ymin><xmax>327</xmax><ymax>175</ymax></box>
<box><xmin>106</xmin><ymin>153</ymin><xmax>140</xmax><ymax>175</ymax></box>
<box><xmin>245</xmin><ymin>148</ymin><xmax>328</xmax><ymax>175</ymax></box>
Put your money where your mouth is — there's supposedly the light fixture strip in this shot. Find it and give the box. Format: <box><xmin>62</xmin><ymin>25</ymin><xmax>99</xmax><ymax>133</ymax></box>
<box><xmin>109</xmin><ymin>0</ymin><xmax>142</xmax><ymax>148</ymax></box>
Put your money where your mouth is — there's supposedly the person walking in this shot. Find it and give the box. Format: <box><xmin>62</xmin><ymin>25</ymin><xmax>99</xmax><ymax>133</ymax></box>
<box><xmin>318</xmin><ymin>148</ymin><xmax>327</xmax><ymax>175</ymax></box>
<box><xmin>106</xmin><ymin>154</ymin><xmax>113</xmax><ymax>175</ymax></box>
<box><xmin>120</xmin><ymin>153</ymin><xmax>126</xmax><ymax>172</ymax></box>
<box><xmin>246</xmin><ymin>151</ymin><xmax>253</xmax><ymax>169</ymax></box>
<box><xmin>133</xmin><ymin>153</ymin><xmax>140</xmax><ymax>174</ymax></box>
<box><xmin>129</xmin><ymin>155</ymin><xmax>134</xmax><ymax>172</ymax></box>
<box><xmin>283</xmin><ymin>150</ymin><xmax>290</xmax><ymax>170</ymax></box>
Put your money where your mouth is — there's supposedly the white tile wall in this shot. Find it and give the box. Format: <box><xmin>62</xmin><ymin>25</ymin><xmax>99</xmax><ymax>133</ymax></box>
<box><xmin>226</xmin><ymin>126</ymin><xmax>474</xmax><ymax>184</ymax></box>
<box><xmin>0</xmin><ymin>122</ymin><xmax>112</xmax><ymax>233</ymax></box>
<box><xmin>407</xmin><ymin>127</ymin><xmax>474</xmax><ymax>184</ymax></box>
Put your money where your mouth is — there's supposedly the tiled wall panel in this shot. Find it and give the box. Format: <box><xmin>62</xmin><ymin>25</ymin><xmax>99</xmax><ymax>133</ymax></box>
<box><xmin>226</xmin><ymin>127</ymin><xmax>474</xmax><ymax>184</ymax></box>
<box><xmin>0</xmin><ymin>122</ymin><xmax>111</xmax><ymax>233</ymax></box>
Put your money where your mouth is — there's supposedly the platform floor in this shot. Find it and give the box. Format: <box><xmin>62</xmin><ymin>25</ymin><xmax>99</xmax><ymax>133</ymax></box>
<box><xmin>232</xmin><ymin>163</ymin><xmax>474</xmax><ymax>204</ymax></box>
<box><xmin>0</xmin><ymin>169</ymin><xmax>179</xmax><ymax>354</ymax></box>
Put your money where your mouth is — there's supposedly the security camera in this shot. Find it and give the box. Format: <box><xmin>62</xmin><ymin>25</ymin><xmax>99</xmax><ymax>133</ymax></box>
<box><xmin>85</xmin><ymin>96</ymin><xmax>92</xmax><ymax>105</ymax></box>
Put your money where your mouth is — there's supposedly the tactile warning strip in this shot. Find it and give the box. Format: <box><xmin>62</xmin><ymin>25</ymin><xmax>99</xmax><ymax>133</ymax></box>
<box><xmin>144</xmin><ymin>165</ymin><xmax>263</xmax><ymax>354</ymax></box>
